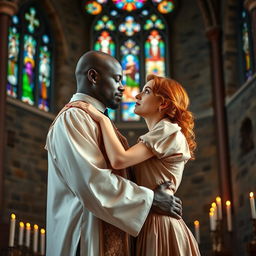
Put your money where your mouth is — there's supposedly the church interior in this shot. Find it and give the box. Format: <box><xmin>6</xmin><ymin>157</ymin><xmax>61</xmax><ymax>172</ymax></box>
<box><xmin>0</xmin><ymin>0</ymin><xmax>256</xmax><ymax>255</ymax></box>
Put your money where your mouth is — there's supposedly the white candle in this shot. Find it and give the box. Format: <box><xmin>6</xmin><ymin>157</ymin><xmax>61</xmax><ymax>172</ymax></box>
<box><xmin>18</xmin><ymin>222</ymin><xmax>25</xmax><ymax>246</ymax></box>
<box><xmin>216</xmin><ymin>196</ymin><xmax>222</xmax><ymax>220</ymax></box>
<box><xmin>210</xmin><ymin>206</ymin><xmax>217</xmax><ymax>231</ymax></box>
<box><xmin>209</xmin><ymin>212</ymin><xmax>215</xmax><ymax>231</ymax></box>
<box><xmin>9</xmin><ymin>213</ymin><xmax>16</xmax><ymax>247</ymax></box>
<box><xmin>40</xmin><ymin>228</ymin><xmax>45</xmax><ymax>255</ymax></box>
<box><xmin>33</xmin><ymin>225</ymin><xmax>39</xmax><ymax>253</ymax></box>
<box><xmin>249</xmin><ymin>192</ymin><xmax>256</xmax><ymax>219</ymax></box>
<box><xmin>194</xmin><ymin>220</ymin><xmax>200</xmax><ymax>244</ymax></box>
<box><xmin>226</xmin><ymin>201</ymin><xmax>232</xmax><ymax>231</ymax></box>
<box><xmin>25</xmin><ymin>223</ymin><xmax>31</xmax><ymax>248</ymax></box>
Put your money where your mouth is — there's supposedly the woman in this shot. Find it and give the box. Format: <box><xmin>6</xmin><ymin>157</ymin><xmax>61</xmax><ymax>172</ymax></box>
<box><xmin>69</xmin><ymin>74</ymin><xmax>200</xmax><ymax>256</ymax></box>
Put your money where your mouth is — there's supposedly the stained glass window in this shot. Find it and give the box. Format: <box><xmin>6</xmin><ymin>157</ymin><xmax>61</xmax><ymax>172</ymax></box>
<box><xmin>240</xmin><ymin>8</ymin><xmax>254</xmax><ymax>81</ymax></box>
<box><xmin>83</xmin><ymin>0</ymin><xmax>174</xmax><ymax>122</ymax></box>
<box><xmin>6</xmin><ymin>3</ymin><xmax>53</xmax><ymax>112</ymax></box>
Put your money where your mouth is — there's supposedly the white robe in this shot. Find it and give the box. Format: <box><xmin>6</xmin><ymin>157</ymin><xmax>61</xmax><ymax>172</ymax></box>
<box><xmin>45</xmin><ymin>93</ymin><xmax>153</xmax><ymax>256</ymax></box>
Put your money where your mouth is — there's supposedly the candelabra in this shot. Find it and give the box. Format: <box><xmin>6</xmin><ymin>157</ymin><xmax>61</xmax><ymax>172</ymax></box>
<box><xmin>247</xmin><ymin>219</ymin><xmax>256</xmax><ymax>256</ymax></box>
<box><xmin>210</xmin><ymin>220</ymin><xmax>232</xmax><ymax>256</ymax></box>
<box><xmin>0</xmin><ymin>246</ymin><xmax>37</xmax><ymax>256</ymax></box>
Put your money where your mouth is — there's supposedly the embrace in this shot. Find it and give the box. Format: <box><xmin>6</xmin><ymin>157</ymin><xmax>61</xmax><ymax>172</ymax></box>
<box><xmin>45</xmin><ymin>51</ymin><xmax>201</xmax><ymax>256</ymax></box>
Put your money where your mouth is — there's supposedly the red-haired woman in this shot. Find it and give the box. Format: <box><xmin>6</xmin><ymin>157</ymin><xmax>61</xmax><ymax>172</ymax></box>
<box><xmin>69</xmin><ymin>75</ymin><xmax>200</xmax><ymax>256</ymax></box>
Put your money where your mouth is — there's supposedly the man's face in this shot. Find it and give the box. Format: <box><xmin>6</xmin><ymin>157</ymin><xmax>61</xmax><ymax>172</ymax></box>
<box><xmin>95</xmin><ymin>59</ymin><xmax>124</xmax><ymax>109</ymax></box>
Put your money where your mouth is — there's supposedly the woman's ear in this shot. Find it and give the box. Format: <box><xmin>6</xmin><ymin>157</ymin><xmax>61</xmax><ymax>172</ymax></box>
<box><xmin>159</xmin><ymin>100</ymin><xmax>169</xmax><ymax>112</ymax></box>
<box><xmin>87</xmin><ymin>68</ymin><xmax>98</xmax><ymax>85</ymax></box>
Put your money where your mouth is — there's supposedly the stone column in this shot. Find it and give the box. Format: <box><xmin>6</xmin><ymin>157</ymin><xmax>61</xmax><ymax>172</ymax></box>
<box><xmin>206</xmin><ymin>26</ymin><xmax>232</xmax><ymax>205</ymax></box>
<box><xmin>0</xmin><ymin>0</ymin><xmax>17</xmax><ymax>249</ymax></box>
<box><xmin>244</xmin><ymin>0</ymin><xmax>256</xmax><ymax>70</ymax></box>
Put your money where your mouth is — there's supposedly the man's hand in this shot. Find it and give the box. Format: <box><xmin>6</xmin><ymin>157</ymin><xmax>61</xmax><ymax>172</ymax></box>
<box><xmin>151</xmin><ymin>181</ymin><xmax>182</xmax><ymax>219</ymax></box>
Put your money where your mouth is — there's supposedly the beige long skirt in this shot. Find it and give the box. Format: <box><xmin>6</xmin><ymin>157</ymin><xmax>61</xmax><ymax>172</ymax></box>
<box><xmin>136</xmin><ymin>213</ymin><xmax>201</xmax><ymax>256</ymax></box>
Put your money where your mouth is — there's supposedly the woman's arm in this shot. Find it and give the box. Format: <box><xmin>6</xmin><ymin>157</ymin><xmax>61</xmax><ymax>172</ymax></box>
<box><xmin>67</xmin><ymin>102</ymin><xmax>154</xmax><ymax>169</ymax></box>
<box><xmin>99</xmin><ymin>117</ymin><xmax>154</xmax><ymax>169</ymax></box>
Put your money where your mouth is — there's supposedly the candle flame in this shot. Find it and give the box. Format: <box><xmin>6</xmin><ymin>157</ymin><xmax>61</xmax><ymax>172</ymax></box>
<box><xmin>209</xmin><ymin>212</ymin><xmax>214</xmax><ymax>216</ymax></box>
<box><xmin>226</xmin><ymin>200</ymin><xmax>231</xmax><ymax>206</ymax></box>
<box><xmin>20</xmin><ymin>222</ymin><xmax>24</xmax><ymax>227</ymax></box>
<box><xmin>250</xmin><ymin>192</ymin><xmax>254</xmax><ymax>198</ymax></box>
<box><xmin>26</xmin><ymin>223</ymin><xmax>31</xmax><ymax>229</ymax></box>
<box><xmin>11</xmin><ymin>213</ymin><xmax>16</xmax><ymax>219</ymax></box>
<box><xmin>216</xmin><ymin>196</ymin><xmax>221</xmax><ymax>202</ymax></box>
<box><xmin>194</xmin><ymin>220</ymin><xmax>199</xmax><ymax>226</ymax></box>
<box><xmin>210</xmin><ymin>207</ymin><xmax>215</xmax><ymax>212</ymax></box>
<box><xmin>211</xmin><ymin>202</ymin><xmax>217</xmax><ymax>208</ymax></box>
<box><xmin>40</xmin><ymin>228</ymin><xmax>45</xmax><ymax>234</ymax></box>
<box><xmin>34</xmin><ymin>224</ymin><xmax>39</xmax><ymax>230</ymax></box>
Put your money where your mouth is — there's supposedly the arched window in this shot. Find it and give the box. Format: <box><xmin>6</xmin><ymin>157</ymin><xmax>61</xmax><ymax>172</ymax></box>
<box><xmin>7</xmin><ymin>1</ymin><xmax>53</xmax><ymax>112</ymax></box>
<box><xmin>239</xmin><ymin>3</ymin><xmax>254</xmax><ymax>82</ymax></box>
<box><xmin>83</xmin><ymin>0</ymin><xmax>175</xmax><ymax>122</ymax></box>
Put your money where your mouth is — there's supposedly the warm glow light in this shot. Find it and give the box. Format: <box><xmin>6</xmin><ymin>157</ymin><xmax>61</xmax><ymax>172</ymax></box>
<box><xmin>194</xmin><ymin>220</ymin><xmax>199</xmax><ymax>226</ymax></box>
<box><xmin>226</xmin><ymin>200</ymin><xmax>231</xmax><ymax>206</ymax></box>
<box><xmin>209</xmin><ymin>212</ymin><xmax>214</xmax><ymax>216</ymax></box>
<box><xmin>11</xmin><ymin>214</ymin><xmax>16</xmax><ymax>220</ymax></box>
<box><xmin>26</xmin><ymin>223</ymin><xmax>31</xmax><ymax>229</ymax></box>
<box><xmin>216</xmin><ymin>196</ymin><xmax>221</xmax><ymax>202</ymax></box>
<box><xmin>34</xmin><ymin>224</ymin><xmax>39</xmax><ymax>230</ymax></box>
<box><xmin>210</xmin><ymin>207</ymin><xmax>215</xmax><ymax>212</ymax></box>
<box><xmin>40</xmin><ymin>228</ymin><xmax>45</xmax><ymax>234</ymax></box>
<box><xmin>250</xmin><ymin>192</ymin><xmax>254</xmax><ymax>198</ymax></box>
<box><xmin>20</xmin><ymin>222</ymin><xmax>24</xmax><ymax>227</ymax></box>
<box><xmin>211</xmin><ymin>202</ymin><xmax>217</xmax><ymax>208</ymax></box>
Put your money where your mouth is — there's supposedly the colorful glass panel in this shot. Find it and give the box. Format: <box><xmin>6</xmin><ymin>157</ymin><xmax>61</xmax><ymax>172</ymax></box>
<box><xmin>145</xmin><ymin>30</ymin><xmax>165</xmax><ymax>76</ymax></box>
<box><xmin>119</xmin><ymin>16</ymin><xmax>141</xmax><ymax>36</ymax></box>
<box><xmin>108</xmin><ymin>108</ymin><xmax>116</xmax><ymax>120</ymax></box>
<box><xmin>21</xmin><ymin>35</ymin><xmax>37</xmax><ymax>105</ymax></box>
<box><xmin>25</xmin><ymin>7</ymin><xmax>40</xmax><ymax>33</ymax></box>
<box><xmin>94</xmin><ymin>15</ymin><xmax>116</xmax><ymax>31</ymax></box>
<box><xmin>38</xmin><ymin>41</ymin><xmax>51</xmax><ymax>112</ymax></box>
<box><xmin>121</xmin><ymin>40</ymin><xmax>140</xmax><ymax>121</ymax></box>
<box><xmin>112</xmin><ymin>0</ymin><xmax>146</xmax><ymax>12</ymax></box>
<box><xmin>242</xmin><ymin>10</ymin><xmax>253</xmax><ymax>80</ymax></box>
<box><xmin>94</xmin><ymin>31</ymin><xmax>115</xmax><ymax>56</ymax></box>
<box><xmin>144</xmin><ymin>14</ymin><xmax>165</xmax><ymax>30</ymax></box>
<box><xmin>156</xmin><ymin>0</ymin><xmax>174</xmax><ymax>14</ymax></box>
<box><xmin>85</xmin><ymin>1</ymin><xmax>102</xmax><ymax>15</ymax></box>
<box><xmin>7</xmin><ymin>16</ymin><xmax>20</xmax><ymax>98</ymax></box>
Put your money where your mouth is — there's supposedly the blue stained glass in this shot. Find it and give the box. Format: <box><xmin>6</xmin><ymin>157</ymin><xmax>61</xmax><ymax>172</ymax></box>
<box><xmin>107</xmin><ymin>108</ymin><xmax>116</xmax><ymax>120</ymax></box>
<box><xmin>122</xmin><ymin>102</ymin><xmax>140</xmax><ymax>121</ymax></box>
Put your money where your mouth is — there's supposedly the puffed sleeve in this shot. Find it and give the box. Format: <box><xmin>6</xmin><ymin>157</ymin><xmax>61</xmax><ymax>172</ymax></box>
<box><xmin>139</xmin><ymin>119</ymin><xmax>191</xmax><ymax>162</ymax></box>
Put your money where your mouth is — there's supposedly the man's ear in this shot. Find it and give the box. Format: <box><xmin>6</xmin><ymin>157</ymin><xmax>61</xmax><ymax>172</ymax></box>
<box><xmin>87</xmin><ymin>68</ymin><xmax>98</xmax><ymax>84</ymax></box>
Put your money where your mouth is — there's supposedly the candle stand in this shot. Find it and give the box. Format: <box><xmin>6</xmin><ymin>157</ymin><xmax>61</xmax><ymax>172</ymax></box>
<box><xmin>211</xmin><ymin>220</ymin><xmax>232</xmax><ymax>256</ymax></box>
<box><xmin>247</xmin><ymin>219</ymin><xmax>256</xmax><ymax>256</ymax></box>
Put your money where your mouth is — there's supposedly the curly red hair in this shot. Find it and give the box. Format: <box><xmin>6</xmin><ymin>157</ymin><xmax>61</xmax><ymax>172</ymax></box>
<box><xmin>147</xmin><ymin>74</ymin><xmax>196</xmax><ymax>159</ymax></box>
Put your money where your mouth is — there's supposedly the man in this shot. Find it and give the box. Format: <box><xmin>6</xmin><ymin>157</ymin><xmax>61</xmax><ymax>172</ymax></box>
<box><xmin>45</xmin><ymin>51</ymin><xmax>182</xmax><ymax>256</ymax></box>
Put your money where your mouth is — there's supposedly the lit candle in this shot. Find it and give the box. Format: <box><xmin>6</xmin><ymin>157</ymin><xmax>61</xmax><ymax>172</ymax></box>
<box><xmin>194</xmin><ymin>220</ymin><xmax>200</xmax><ymax>244</ymax></box>
<box><xmin>216</xmin><ymin>196</ymin><xmax>222</xmax><ymax>220</ymax></box>
<box><xmin>249</xmin><ymin>192</ymin><xmax>256</xmax><ymax>219</ymax></box>
<box><xmin>40</xmin><ymin>228</ymin><xmax>45</xmax><ymax>255</ymax></box>
<box><xmin>25</xmin><ymin>223</ymin><xmax>31</xmax><ymax>248</ymax></box>
<box><xmin>33</xmin><ymin>224</ymin><xmax>39</xmax><ymax>253</ymax></box>
<box><xmin>18</xmin><ymin>222</ymin><xmax>25</xmax><ymax>246</ymax></box>
<box><xmin>210</xmin><ymin>207</ymin><xmax>217</xmax><ymax>230</ymax></box>
<box><xmin>9</xmin><ymin>213</ymin><xmax>16</xmax><ymax>247</ymax></box>
<box><xmin>209</xmin><ymin>212</ymin><xmax>215</xmax><ymax>231</ymax></box>
<box><xmin>226</xmin><ymin>201</ymin><xmax>232</xmax><ymax>231</ymax></box>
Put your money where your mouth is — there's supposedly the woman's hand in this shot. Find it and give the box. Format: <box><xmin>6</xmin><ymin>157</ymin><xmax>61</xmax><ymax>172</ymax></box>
<box><xmin>66</xmin><ymin>102</ymin><xmax>105</xmax><ymax>122</ymax></box>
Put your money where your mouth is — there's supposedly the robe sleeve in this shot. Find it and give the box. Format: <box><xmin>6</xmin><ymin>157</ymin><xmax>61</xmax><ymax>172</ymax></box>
<box><xmin>139</xmin><ymin>120</ymin><xmax>191</xmax><ymax>162</ymax></box>
<box><xmin>46</xmin><ymin>108</ymin><xmax>153</xmax><ymax>237</ymax></box>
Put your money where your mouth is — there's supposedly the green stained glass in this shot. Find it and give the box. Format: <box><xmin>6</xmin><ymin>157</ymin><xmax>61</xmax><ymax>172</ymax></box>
<box><xmin>22</xmin><ymin>35</ymin><xmax>37</xmax><ymax>105</ymax></box>
<box><xmin>94</xmin><ymin>15</ymin><xmax>116</xmax><ymax>31</ymax></box>
<box><xmin>94</xmin><ymin>31</ymin><xmax>115</xmax><ymax>56</ymax></box>
<box><xmin>7</xmin><ymin>18</ymin><xmax>19</xmax><ymax>98</ymax></box>
<box><xmin>38</xmin><ymin>44</ymin><xmax>51</xmax><ymax>112</ymax></box>
<box><xmin>144</xmin><ymin>14</ymin><xmax>165</xmax><ymax>30</ymax></box>
<box><xmin>25</xmin><ymin>7</ymin><xmax>40</xmax><ymax>33</ymax></box>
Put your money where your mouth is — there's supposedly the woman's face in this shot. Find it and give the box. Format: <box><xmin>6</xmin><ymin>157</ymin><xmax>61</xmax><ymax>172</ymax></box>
<box><xmin>134</xmin><ymin>80</ymin><xmax>163</xmax><ymax>117</ymax></box>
